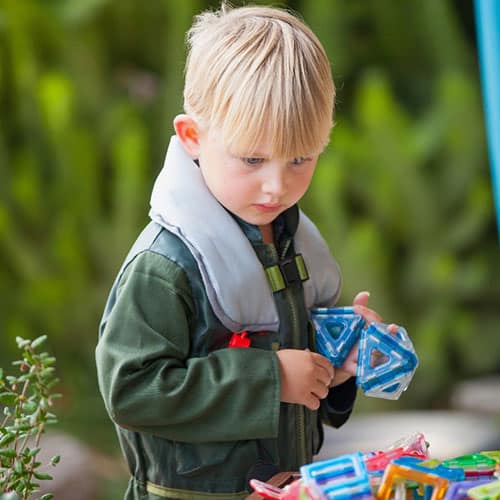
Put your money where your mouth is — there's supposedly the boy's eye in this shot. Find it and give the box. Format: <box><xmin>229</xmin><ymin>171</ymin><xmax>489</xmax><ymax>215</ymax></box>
<box><xmin>241</xmin><ymin>157</ymin><xmax>264</xmax><ymax>166</ymax></box>
<box><xmin>291</xmin><ymin>157</ymin><xmax>309</xmax><ymax>165</ymax></box>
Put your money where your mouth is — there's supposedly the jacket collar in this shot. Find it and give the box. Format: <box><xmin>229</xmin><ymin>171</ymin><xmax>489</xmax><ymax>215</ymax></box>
<box><xmin>148</xmin><ymin>135</ymin><xmax>342</xmax><ymax>331</ymax></box>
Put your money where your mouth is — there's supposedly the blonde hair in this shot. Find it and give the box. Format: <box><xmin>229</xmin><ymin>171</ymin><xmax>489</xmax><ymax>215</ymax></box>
<box><xmin>183</xmin><ymin>3</ymin><xmax>335</xmax><ymax>158</ymax></box>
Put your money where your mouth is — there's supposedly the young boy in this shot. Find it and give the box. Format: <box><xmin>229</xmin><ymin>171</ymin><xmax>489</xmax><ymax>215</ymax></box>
<box><xmin>96</xmin><ymin>4</ymin><xmax>387</xmax><ymax>499</ymax></box>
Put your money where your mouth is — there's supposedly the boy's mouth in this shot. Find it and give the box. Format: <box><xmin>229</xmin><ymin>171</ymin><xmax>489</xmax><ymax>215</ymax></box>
<box><xmin>253</xmin><ymin>203</ymin><xmax>283</xmax><ymax>213</ymax></box>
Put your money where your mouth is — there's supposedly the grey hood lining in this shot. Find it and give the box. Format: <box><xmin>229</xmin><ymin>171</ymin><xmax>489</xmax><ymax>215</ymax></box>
<box><xmin>149</xmin><ymin>136</ymin><xmax>341</xmax><ymax>332</ymax></box>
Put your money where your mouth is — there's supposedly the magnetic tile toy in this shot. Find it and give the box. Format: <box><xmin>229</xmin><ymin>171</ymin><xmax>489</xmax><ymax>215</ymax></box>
<box><xmin>310</xmin><ymin>308</ymin><xmax>418</xmax><ymax>400</ymax></box>
<box><xmin>443</xmin><ymin>479</ymin><xmax>494</xmax><ymax>500</ymax></box>
<box><xmin>311</xmin><ymin>307</ymin><xmax>364</xmax><ymax>367</ymax></box>
<box><xmin>300</xmin><ymin>452</ymin><xmax>372</xmax><ymax>500</ymax></box>
<box><xmin>376</xmin><ymin>457</ymin><xmax>462</xmax><ymax>500</ymax></box>
<box><xmin>442</xmin><ymin>454</ymin><xmax>497</xmax><ymax>478</ymax></box>
<box><xmin>356</xmin><ymin>324</ymin><xmax>418</xmax><ymax>400</ymax></box>
<box><xmin>467</xmin><ymin>479</ymin><xmax>500</xmax><ymax>500</ymax></box>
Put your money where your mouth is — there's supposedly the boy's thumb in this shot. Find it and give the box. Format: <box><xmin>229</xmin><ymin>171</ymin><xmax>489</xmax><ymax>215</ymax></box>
<box><xmin>353</xmin><ymin>291</ymin><xmax>370</xmax><ymax>307</ymax></box>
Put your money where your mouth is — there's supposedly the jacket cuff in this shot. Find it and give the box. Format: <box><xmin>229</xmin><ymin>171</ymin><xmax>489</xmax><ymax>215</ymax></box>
<box><xmin>321</xmin><ymin>377</ymin><xmax>357</xmax><ymax>428</ymax></box>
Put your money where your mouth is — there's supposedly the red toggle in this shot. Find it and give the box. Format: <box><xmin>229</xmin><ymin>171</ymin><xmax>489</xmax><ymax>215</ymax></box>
<box><xmin>228</xmin><ymin>331</ymin><xmax>251</xmax><ymax>348</ymax></box>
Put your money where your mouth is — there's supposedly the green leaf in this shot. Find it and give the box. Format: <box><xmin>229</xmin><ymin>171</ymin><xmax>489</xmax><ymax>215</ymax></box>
<box><xmin>15</xmin><ymin>337</ymin><xmax>30</xmax><ymax>349</ymax></box>
<box><xmin>0</xmin><ymin>433</ymin><xmax>16</xmax><ymax>447</ymax></box>
<box><xmin>41</xmin><ymin>367</ymin><xmax>55</xmax><ymax>377</ymax></box>
<box><xmin>31</xmin><ymin>335</ymin><xmax>48</xmax><ymax>349</ymax></box>
<box><xmin>50</xmin><ymin>454</ymin><xmax>60</xmax><ymax>465</ymax></box>
<box><xmin>13</xmin><ymin>459</ymin><xmax>23</xmax><ymax>474</ymax></box>
<box><xmin>0</xmin><ymin>392</ymin><xmax>17</xmax><ymax>405</ymax></box>
<box><xmin>40</xmin><ymin>494</ymin><xmax>54</xmax><ymax>500</ymax></box>
<box><xmin>0</xmin><ymin>448</ymin><xmax>17</xmax><ymax>458</ymax></box>
<box><xmin>29</xmin><ymin>412</ymin><xmax>39</xmax><ymax>426</ymax></box>
<box><xmin>41</xmin><ymin>356</ymin><xmax>56</xmax><ymax>366</ymax></box>
<box><xmin>33</xmin><ymin>471</ymin><xmax>53</xmax><ymax>480</ymax></box>
<box><xmin>21</xmin><ymin>401</ymin><xmax>37</xmax><ymax>414</ymax></box>
<box><xmin>12</xmin><ymin>423</ymin><xmax>31</xmax><ymax>432</ymax></box>
<box><xmin>27</xmin><ymin>447</ymin><xmax>41</xmax><ymax>457</ymax></box>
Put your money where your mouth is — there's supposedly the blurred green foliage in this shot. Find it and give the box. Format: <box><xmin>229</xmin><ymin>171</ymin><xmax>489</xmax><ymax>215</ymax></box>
<box><xmin>0</xmin><ymin>0</ymin><xmax>499</xmax><ymax>469</ymax></box>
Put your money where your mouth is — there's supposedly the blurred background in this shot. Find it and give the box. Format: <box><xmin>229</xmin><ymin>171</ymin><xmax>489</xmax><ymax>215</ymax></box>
<box><xmin>1</xmin><ymin>0</ymin><xmax>499</xmax><ymax>498</ymax></box>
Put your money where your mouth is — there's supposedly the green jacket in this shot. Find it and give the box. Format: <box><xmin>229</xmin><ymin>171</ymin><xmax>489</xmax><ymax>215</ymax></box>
<box><xmin>96</xmin><ymin>207</ymin><xmax>357</xmax><ymax>499</ymax></box>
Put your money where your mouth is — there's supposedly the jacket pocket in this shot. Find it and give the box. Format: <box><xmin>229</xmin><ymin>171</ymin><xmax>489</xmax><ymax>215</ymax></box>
<box><xmin>175</xmin><ymin>440</ymin><xmax>258</xmax><ymax>477</ymax></box>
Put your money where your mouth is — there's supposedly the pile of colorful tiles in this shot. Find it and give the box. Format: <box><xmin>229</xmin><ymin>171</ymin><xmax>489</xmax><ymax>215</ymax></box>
<box><xmin>250</xmin><ymin>432</ymin><xmax>500</xmax><ymax>499</ymax></box>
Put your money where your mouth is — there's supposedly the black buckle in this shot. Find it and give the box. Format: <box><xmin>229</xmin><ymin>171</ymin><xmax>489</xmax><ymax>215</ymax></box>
<box><xmin>279</xmin><ymin>257</ymin><xmax>300</xmax><ymax>286</ymax></box>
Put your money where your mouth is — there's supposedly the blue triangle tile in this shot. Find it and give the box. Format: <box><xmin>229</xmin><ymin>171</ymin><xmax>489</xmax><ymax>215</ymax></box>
<box><xmin>311</xmin><ymin>307</ymin><xmax>365</xmax><ymax>367</ymax></box>
<box><xmin>357</xmin><ymin>323</ymin><xmax>418</xmax><ymax>398</ymax></box>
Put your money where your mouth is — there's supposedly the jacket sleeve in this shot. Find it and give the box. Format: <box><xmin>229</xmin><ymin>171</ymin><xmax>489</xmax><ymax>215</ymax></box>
<box><xmin>319</xmin><ymin>377</ymin><xmax>357</xmax><ymax>428</ymax></box>
<box><xmin>96</xmin><ymin>251</ymin><xmax>281</xmax><ymax>443</ymax></box>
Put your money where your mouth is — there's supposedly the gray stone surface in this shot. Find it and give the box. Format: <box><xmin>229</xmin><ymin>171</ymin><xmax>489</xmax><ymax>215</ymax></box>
<box><xmin>316</xmin><ymin>410</ymin><xmax>500</xmax><ymax>461</ymax></box>
<box><xmin>450</xmin><ymin>375</ymin><xmax>500</xmax><ymax>414</ymax></box>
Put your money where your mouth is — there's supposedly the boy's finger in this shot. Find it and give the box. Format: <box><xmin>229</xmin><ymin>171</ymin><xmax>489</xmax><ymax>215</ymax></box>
<box><xmin>318</xmin><ymin>367</ymin><xmax>334</xmax><ymax>387</ymax></box>
<box><xmin>311</xmin><ymin>380</ymin><xmax>330</xmax><ymax>399</ymax></box>
<box><xmin>387</xmin><ymin>323</ymin><xmax>398</xmax><ymax>334</ymax></box>
<box><xmin>353</xmin><ymin>304</ymin><xmax>382</xmax><ymax>324</ymax></box>
<box><xmin>352</xmin><ymin>291</ymin><xmax>370</xmax><ymax>307</ymax></box>
<box><xmin>306</xmin><ymin>394</ymin><xmax>321</xmax><ymax>411</ymax></box>
<box><xmin>311</xmin><ymin>352</ymin><xmax>334</xmax><ymax>379</ymax></box>
<box><xmin>341</xmin><ymin>359</ymin><xmax>357</xmax><ymax>375</ymax></box>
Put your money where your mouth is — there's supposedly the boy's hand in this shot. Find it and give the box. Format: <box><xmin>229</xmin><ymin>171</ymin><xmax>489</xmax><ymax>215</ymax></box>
<box><xmin>331</xmin><ymin>344</ymin><xmax>358</xmax><ymax>387</ymax></box>
<box><xmin>331</xmin><ymin>291</ymin><xmax>398</xmax><ymax>387</ymax></box>
<box><xmin>276</xmin><ymin>349</ymin><xmax>334</xmax><ymax>410</ymax></box>
<box><xmin>352</xmin><ymin>290</ymin><xmax>398</xmax><ymax>335</ymax></box>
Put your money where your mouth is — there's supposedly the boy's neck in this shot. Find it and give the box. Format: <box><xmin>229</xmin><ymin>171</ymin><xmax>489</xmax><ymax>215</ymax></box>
<box><xmin>259</xmin><ymin>224</ymin><xmax>274</xmax><ymax>244</ymax></box>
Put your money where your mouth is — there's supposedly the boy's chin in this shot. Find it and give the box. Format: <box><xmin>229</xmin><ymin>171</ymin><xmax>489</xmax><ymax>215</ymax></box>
<box><xmin>239</xmin><ymin>213</ymin><xmax>282</xmax><ymax>227</ymax></box>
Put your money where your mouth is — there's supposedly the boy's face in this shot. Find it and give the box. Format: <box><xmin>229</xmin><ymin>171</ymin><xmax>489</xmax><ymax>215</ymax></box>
<box><xmin>196</xmin><ymin>126</ymin><xmax>319</xmax><ymax>229</ymax></box>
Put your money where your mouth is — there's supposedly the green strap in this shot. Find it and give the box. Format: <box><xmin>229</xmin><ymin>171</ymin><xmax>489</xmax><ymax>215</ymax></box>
<box><xmin>295</xmin><ymin>254</ymin><xmax>309</xmax><ymax>281</ymax></box>
<box><xmin>265</xmin><ymin>265</ymin><xmax>286</xmax><ymax>292</ymax></box>
<box><xmin>146</xmin><ymin>481</ymin><xmax>247</xmax><ymax>499</ymax></box>
<box><xmin>265</xmin><ymin>255</ymin><xmax>309</xmax><ymax>293</ymax></box>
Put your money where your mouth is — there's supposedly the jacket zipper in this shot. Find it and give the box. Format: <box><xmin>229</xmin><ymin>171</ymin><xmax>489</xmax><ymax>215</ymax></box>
<box><xmin>271</xmin><ymin>242</ymin><xmax>308</xmax><ymax>466</ymax></box>
<box><xmin>284</xmin><ymin>285</ymin><xmax>307</xmax><ymax>465</ymax></box>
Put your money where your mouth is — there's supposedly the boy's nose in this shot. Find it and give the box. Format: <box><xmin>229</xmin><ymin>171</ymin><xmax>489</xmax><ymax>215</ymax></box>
<box><xmin>261</xmin><ymin>170</ymin><xmax>286</xmax><ymax>197</ymax></box>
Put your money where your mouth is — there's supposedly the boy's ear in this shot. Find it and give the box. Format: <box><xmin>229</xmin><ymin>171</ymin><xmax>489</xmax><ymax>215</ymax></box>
<box><xmin>173</xmin><ymin>114</ymin><xmax>201</xmax><ymax>158</ymax></box>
